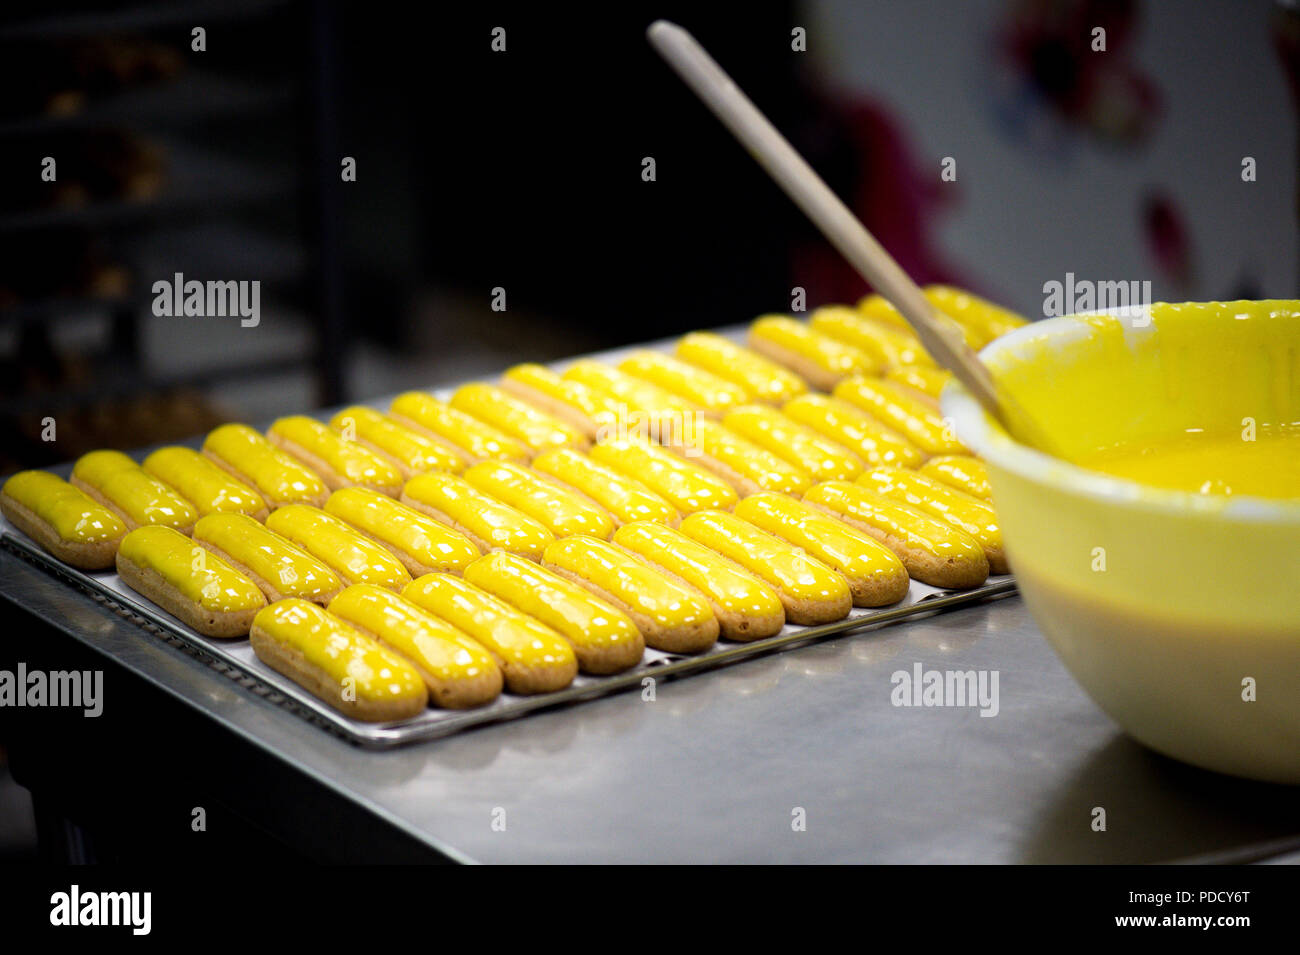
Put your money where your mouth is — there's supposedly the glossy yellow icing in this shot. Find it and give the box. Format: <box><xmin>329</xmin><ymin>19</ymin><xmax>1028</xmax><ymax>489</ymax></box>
<box><xmin>677</xmin><ymin>510</ymin><xmax>851</xmax><ymax>604</ymax></box>
<box><xmin>734</xmin><ymin>492</ymin><xmax>906</xmax><ymax>590</ymax></box>
<box><xmin>329</xmin><ymin>406</ymin><xmax>463</xmax><ymax>474</ymax></box>
<box><xmin>804</xmin><ymin>481</ymin><xmax>987</xmax><ymax>565</ymax></box>
<box><xmin>782</xmin><ymin>394</ymin><xmax>925</xmax><ymax>468</ymax></box>
<box><xmin>265</xmin><ymin>505</ymin><xmax>411</xmax><ymax>589</ymax></box>
<box><xmin>885</xmin><ymin>365</ymin><xmax>952</xmax><ymax>401</ymax></box>
<box><xmin>1076</xmin><ymin>430</ymin><xmax>1300</xmax><ymax>499</ymax></box>
<box><xmin>462</xmin><ymin>461</ymin><xmax>614</xmax><ymax>539</ymax></box>
<box><xmin>327</xmin><ymin>584</ymin><xmax>498</xmax><ymax>685</ymax></box>
<box><xmin>401</xmin><ymin>573</ymin><xmax>576</xmax><ymax>671</ymax></box>
<box><xmin>502</xmin><ymin>363</ymin><xmax>625</xmax><ymax>429</ymax></box>
<box><xmin>325</xmin><ymin>487</ymin><xmax>480</xmax><ymax>573</ymax></box>
<box><xmin>450</xmin><ymin>383</ymin><xmax>586</xmax><ymax>452</ymax></box>
<box><xmin>675</xmin><ymin>331</ymin><xmax>808</xmax><ymax>405</ymax></box>
<box><xmin>73</xmin><ymin>450</ymin><xmax>197</xmax><ymax>529</ymax></box>
<box><xmin>618</xmin><ymin>350</ymin><xmax>750</xmax><ymax>414</ymax></box>
<box><xmin>531</xmin><ymin>449</ymin><xmax>679</xmax><ymax>526</ymax></box>
<box><xmin>858</xmin><ymin>467</ymin><xmax>1000</xmax><ymax>551</ymax></box>
<box><xmin>833</xmin><ymin>378</ymin><xmax>966</xmax><ymax>456</ymax></box>
<box><xmin>388</xmin><ymin>391</ymin><xmax>528</xmax><ymax>463</ymax></box>
<box><xmin>193</xmin><ymin>513</ymin><xmax>340</xmax><ymax>601</ymax></box>
<box><xmin>677</xmin><ymin>418</ymin><xmax>811</xmax><ymax>495</ymax></box>
<box><xmin>749</xmin><ymin>315</ymin><xmax>880</xmax><ymax>378</ymax></box>
<box><xmin>119</xmin><ymin>525</ymin><xmax>265</xmax><ymax>612</ymax></box>
<box><xmin>3</xmin><ymin>470</ymin><xmax>125</xmax><ymax>543</ymax></box>
<box><xmin>856</xmin><ymin>293</ymin><xmax>980</xmax><ymax>348</ymax></box>
<box><xmin>561</xmin><ymin>360</ymin><xmax>698</xmax><ymax>418</ymax></box>
<box><xmin>611</xmin><ymin>521</ymin><xmax>783</xmax><ymax>622</ymax></box>
<box><xmin>809</xmin><ymin>305</ymin><xmax>937</xmax><ymax>368</ymax></box>
<box><xmin>204</xmin><ymin>423</ymin><xmax>328</xmax><ymax>506</ymax></box>
<box><xmin>252</xmin><ymin>598</ymin><xmax>426</xmax><ymax>704</ymax></box>
<box><xmin>402</xmin><ymin>472</ymin><xmax>554</xmax><ymax>560</ymax></box>
<box><xmin>723</xmin><ymin>404</ymin><xmax>865</xmax><ymax>482</ymax></box>
<box><xmin>464</xmin><ymin>551</ymin><xmax>641</xmax><ymax>653</ymax></box>
<box><xmin>143</xmin><ymin>446</ymin><xmax>265</xmax><ymax>517</ymax></box>
<box><xmin>981</xmin><ymin>302</ymin><xmax>1300</xmax><ymax>468</ymax></box>
<box><xmin>918</xmin><ymin>456</ymin><xmax>992</xmax><ymax>501</ymax></box>
<box><xmin>924</xmin><ymin>285</ymin><xmax>1028</xmax><ymax>345</ymax></box>
<box><xmin>589</xmin><ymin>437</ymin><xmax>738</xmax><ymax>514</ymax></box>
<box><xmin>542</xmin><ymin>535</ymin><xmax>714</xmax><ymax>629</ymax></box>
<box><xmin>269</xmin><ymin>415</ymin><xmax>403</xmax><ymax>490</ymax></box>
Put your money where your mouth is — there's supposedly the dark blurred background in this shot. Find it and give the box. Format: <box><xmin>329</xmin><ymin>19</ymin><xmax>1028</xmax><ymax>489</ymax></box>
<box><xmin>0</xmin><ymin>0</ymin><xmax>1295</xmax><ymax>477</ymax></box>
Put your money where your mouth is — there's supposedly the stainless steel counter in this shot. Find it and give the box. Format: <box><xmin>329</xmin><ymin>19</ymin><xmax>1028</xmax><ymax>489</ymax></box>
<box><xmin>5</xmin><ymin>545</ymin><xmax>1299</xmax><ymax>864</ymax></box>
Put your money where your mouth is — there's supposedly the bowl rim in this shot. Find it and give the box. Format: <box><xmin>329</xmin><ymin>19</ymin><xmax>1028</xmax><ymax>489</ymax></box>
<box><xmin>941</xmin><ymin>307</ymin><xmax>1300</xmax><ymax>525</ymax></box>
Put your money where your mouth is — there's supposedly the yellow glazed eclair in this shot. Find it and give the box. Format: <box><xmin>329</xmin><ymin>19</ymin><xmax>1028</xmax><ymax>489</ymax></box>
<box><xmin>808</xmin><ymin>305</ymin><xmax>937</xmax><ymax>370</ymax></box>
<box><xmin>734</xmin><ymin>493</ymin><xmax>910</xmax><ymax>607</ymax></box>
<box><xmin>203</xmin><ymin>423</ymin><xmax>329</xmax><ymax>509</ymax></box>
<box><xmin>542</xmin><ymin>535</ymin><xmax>719</xmax><ymax>653</ymax></box>
<box><xmin>611</xmin><ymin>521</ymin><xmax>784</xmax><ymax>641</ymax></box>
<box><xmin>324</xmin><ymin>487</ymin><xmax>480</xmax><ymax>576</ymax></box>
<box><xmin>72</xmin><ymin>450</ymin><xmax>198</xmax><ymax>533</ymax></box>
<box><xmin>659</xmin><ymin>417</ymin><xmax>811</xmax><ymax>496</ymax></box>
<box><xmin>250</xmin><ymin>598</ymin><xmax>428</xmax><ymax>721</ymax></box>
<box><xmin>562</xmin><ymin>360</ymin><xmax>698</xmax><ymax>420</ymax></box>
<box><xmin>677</xmin><ymin>511</ymin><xmax>852</xmax><ymax>625</ymax></box>
<box><xmin>402</xmin><ymin>573</ymin><xmax>577</xmax><ymax>694</ymax></box>
<box><xmin>462</xmin><ymin>461</ymin><xmax>615</xmax><ymax>540</ymax></box>
<box><xmin>722</xmin><ymin>404</ymin><xmax>865</xmax><ymax>482</ymax></box>
<box><xmin>192</xmin><ymin>512</ymin><xmax>342</xmax><ymax>605</ymax></box>
<box><xmin>328</xmin><ymin>406</ymin><xmax>464</xmax><ymax>478</ymax></box>
<box><xmin>531</xmin><ymin>448</ymin><xmax>680</xmax><ymax>527</ymax></box>
<box><xmin>589</xmin><ymin>436</ymin><xmax>737</xmax><ymax>516</ymax></box>
<box><xmin>1</xmin><ymin>470</ymin><xmax>127</xmax><ymax>570</ymax></box>
<box><xmin>327</xmin><ymin>584</ymin><xmax>502</xmax><ymax>708</ymax></box>
<box><xmin>803</xmin><ymin>481</ymin><xmax>988</xmax><ymax>589</ymax></box>
<box><xmin>617</xmin><ymin>350</ymin><xmax>751</xmax><ymax>416</ymax></box>
<box><xmin>268</xmin><ymin>415</ymin><xmax>404</xmax><ymax>496</ymax></box>
<box><xmin>388</xmin><ymin>391</ymin><xmax>527</xmax><ymax>465</ymax></box>
<box><xmin>832</xmin><ymin>378</ymin><xmax>967</xmax><ymax>456</ymax></box>
<box><xmin>857</xmin><ymin>293</ymin><xmax>979</xmax><ymax>348</ymax></box>
<box><xmin>450</xmin><ymin>383</ymin><xmax>587</xmax><ymax>453</ymax></box>
<box><xmin>782</xmin><ymin>394</ymin><xmax>925</xmax><ymax>468</ymax></box>
<box><xmin>858</xmin><ymin>467</ymin><xmax>1008</xmax><ymax>574</ymax></box>
<box><xmin>143</xmin><ymin>446</ymin><xmax>268</xmax><ymax>521</ymax></box>
<box><xmin>884</xmin><ymin>366</ymin><xmax>952</xmax><ymax>408</ymax></box>
<box><xmin>747</xmin><ymin>315</ymin><xmax>880</xmax><ymax>391</ymax></box>
<box><xmin>918</xmin><ymin>455</ymin><xmax>992</xmax><ymax>501</ymax></box>
<box><xmin>401</xmin><ymin>472</ymin><xmax>555</xmax><ymax>560</ymax></box>
<box><xmin>924</xmin><ymin>285</ymin><xmax>1028</xmax><ymax>346</ymax></box>
<box><xmin>464</xmin><ymin>551</ymin><xmax>644</xmax><ymax>674</ymax></box>
<box><xmin>116</xmin><ymin>525</ymin><xmax>266</xmax><ymax>637</ymax></box>
<box><xmin>500</xmin><ymin>363</ymin><xmax>625</xmax><ymax>438</ymax></box>
<box><xmin>265</xmin><ymin>505</ymin><xmax>412</xmax><ymax>590</ymax></box>
<box><xmin>675</xmin><ymin>331</ymin><xmax>809</xmax><ymax>406</ymax></box>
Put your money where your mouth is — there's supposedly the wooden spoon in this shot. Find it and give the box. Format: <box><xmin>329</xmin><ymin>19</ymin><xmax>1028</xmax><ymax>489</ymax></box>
<box><xmin>647</xmin><ymin>19</ymin><xmax>1058</xmax><ymax>454</ymax></box>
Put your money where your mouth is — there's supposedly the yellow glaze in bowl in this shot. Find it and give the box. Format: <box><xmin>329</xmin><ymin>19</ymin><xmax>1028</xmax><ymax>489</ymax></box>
<box><xmin>944</xmin><ymin>301</ymin><xmax>1300</xmax><ymax>783</ymax></box>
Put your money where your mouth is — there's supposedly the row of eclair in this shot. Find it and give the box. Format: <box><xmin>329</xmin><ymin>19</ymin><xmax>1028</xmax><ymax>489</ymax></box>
<box><xmin>0</xmin><ymin>286</ymin><xmax>1023</xmax><ymax>721</ymax></box>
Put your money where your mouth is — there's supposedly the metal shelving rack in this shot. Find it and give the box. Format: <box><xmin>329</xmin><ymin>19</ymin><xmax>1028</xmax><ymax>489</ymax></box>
<box><xmin>0</xmin><ymin>0</ymin><xmax>345</xmax><ymax>465</ymax></box>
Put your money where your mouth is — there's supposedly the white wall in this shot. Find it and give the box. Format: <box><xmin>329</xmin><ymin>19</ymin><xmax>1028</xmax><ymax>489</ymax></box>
<box><xmin>807</xmin><ymin>0</ymin><xmax>1295</xmax><ymax>316</ymax></box>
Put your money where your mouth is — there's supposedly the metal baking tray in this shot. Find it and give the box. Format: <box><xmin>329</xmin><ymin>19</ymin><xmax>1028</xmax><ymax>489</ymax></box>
<box><xmin>1</xmin><ymin>332</ymin><xmax>1017</xmax><ymax>748</ymax></box>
